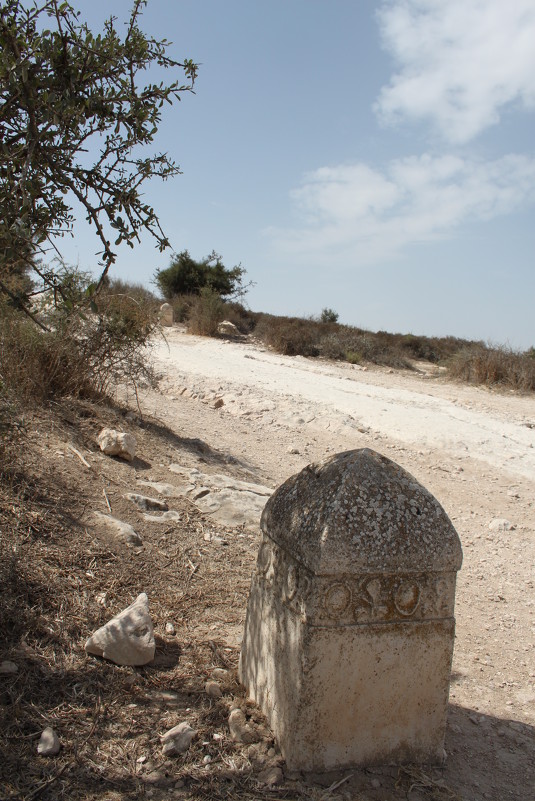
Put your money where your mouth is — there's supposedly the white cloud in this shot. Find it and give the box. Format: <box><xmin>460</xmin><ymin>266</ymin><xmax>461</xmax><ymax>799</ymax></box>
<box><xmin>375</xmin><ymin>0</ymin><xmax>535</xmax><ymax>143</ymax></box>
<box><xmin>266</xmin><ymin>154</ymin><xmax>535</xmax><ymax>265</ymax></box>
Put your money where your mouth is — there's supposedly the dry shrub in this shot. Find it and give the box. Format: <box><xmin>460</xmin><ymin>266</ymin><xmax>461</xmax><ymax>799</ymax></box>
<box><xmin>186</xmin><ymin>287</ymin><xmax>226</xmax><ymax>336</ymax></box>
<box><xmin>447</xmin><ymin>345</ymin><xmax>535</xmax><ymax>391</ymax></box>
<box><xmin>218</xmin><ymin>301</ymin><xmax>258</xmax><ymax>334</ymax></box>
<box><xmin>254</xmin><ymin>315</ymin><xmax>321</xmax><ymax>356</ymax></box>
<box><xmin>0</xmin><ymin>286</ymin><xmax>157</xmax><ymax>404</ymax></box>
<box><xmin>171</xmin><ymin>293</ymin><xmax>195</xmax><ymax>323</ymax></box>
<box><xmin>177</xmin><ymin>295</ymin><xmax>257</xmax><ymax>334</ymax></box>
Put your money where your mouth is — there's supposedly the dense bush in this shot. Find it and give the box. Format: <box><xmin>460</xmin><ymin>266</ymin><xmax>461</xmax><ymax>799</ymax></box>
<box><xmin>155</xmin><ymin>251</ymin><xmax>247</xmax><ymax>301</ymax></box>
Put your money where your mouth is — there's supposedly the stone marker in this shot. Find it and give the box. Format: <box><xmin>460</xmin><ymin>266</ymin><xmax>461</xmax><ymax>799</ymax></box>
<box><xmin>159</xmin><ymin>302</ymin><xmax>174</xmax><ymax>326</ymax></box>
<box><xmin>85</xmin><ymin>592</ymin><xmax>155</xmax><ymax>665</ymax></box>
<box><xmin>239</xmin><ymin>449</ymin><xmax>463</xmax><ymax>772</ymax></box>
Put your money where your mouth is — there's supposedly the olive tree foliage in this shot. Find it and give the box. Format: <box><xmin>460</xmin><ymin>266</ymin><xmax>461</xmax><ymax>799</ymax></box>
<box><xmin>0</xmin><ymin>0</ymin><xmax>197</xmax><ymax>317</ymax></box>
<box><xmin>155</xmin><ymin>250</ymin><xmax>248</xmax><ymax>301</ymax></box>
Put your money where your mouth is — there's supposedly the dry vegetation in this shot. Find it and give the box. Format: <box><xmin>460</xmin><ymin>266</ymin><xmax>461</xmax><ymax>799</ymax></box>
<box><xmin>172</xmin><ymin>293</ymin><xmax>535</xmax><ymax>392</ymax></box>
<box><xmin>1</xmin><ymin>277</ymin><xmax>533</xmax><ymax>801</ymax></box>
<box><xmin>0</xmin><ymin>400</ymin><xmax>272</xmax><ymax>801</ymax></box>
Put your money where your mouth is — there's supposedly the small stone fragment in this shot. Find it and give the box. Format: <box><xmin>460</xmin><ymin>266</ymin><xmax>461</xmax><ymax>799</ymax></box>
<box><xmin>85</xmin><ymin>592</ymin><xmax>155</xmax><ymax>666</ymax></box>
<box><xmin>125</xmin><ymin>493</ymin><xmax>169</xmax><ymax>512</ymax></box>
<box><xmin>97</xmin><ymin>428</ymin><xmax>136</xmax><ymax>461</ymax></box>
<box><xmin>146</xmin><ymin>769</ymin><xmax>173</xmax><ymax>788</ymax></box>
<box><xmin>161</xmin><ymin>721</ymin><xmax>197</xmax><ymax>755</ymax></box>
<box><xmin>37</xmin><ymin>727</ymin><xmax>60</xmax><ymax>756</ymax></box>
<box><xmin>257</xmin><ymin>766</ymin><xmax>284</xmax><ymax>786</ymax></box>
<box><xmin>165</xmin><ymin>622</ymin><xmax>176</xmax><ymax>636</ymax></box>
<box><xmin>489</xmin><ymin>518</ymin><xmax>515</xmax><ymax>531</ymax></box>
<box><xmin>0</xmin><ymin>660</ymin><xmax>18</xmax><ymax>676</ymax></box>
<box><xmin>211</xmin><ymin>668</ymin><xmax>229</xmax><ymax>681</ymax></box>
<box><xmin>370</xmin><ymin>778</ymin><xmax>381</xmax><ymax>789</ymax></box>
<box><xmin>142</xmin><ymin>510</ymin><xmax>181</xmax><ymax>523</ymax></box>
<box><xmin>205</xmin><ymin>680</ymin><xmax>222</xmax><ymax>698</ymax></box>
<box><xmin>213</xmin><ymin>398</ymin><xmax>224</xmax><ymax>409</ymax></box>
<box><xmin>228</xmin><ymin>709</ymin><xmax>259</xmax><ymax>744</ymax></box>
<box><xmin>93</xmin><ymin>512</ymin><xmax>142</xmax><ymax>546</ymax></box>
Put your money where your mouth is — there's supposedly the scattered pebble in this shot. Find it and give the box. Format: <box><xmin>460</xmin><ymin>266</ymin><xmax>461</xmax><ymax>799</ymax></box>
<box><xmin>165</xmin><ymin>622</ymin><xmax>176</xmax><ymax>636</ymax></box>
<box><xmin>205</xmin><ymin>680</ymin><xmax>222</xmax><ymax>698</ymax></box>
<box><xmin>37</xmin><ymin>727</ymin><xmax>60</xmax><ymax>756</ymax></box>
<box><xmin>125</xmin><ymin>492</ymin><xmax>169</xmax><ymax>512</ymax></box>
<box><xmin>488</xmin><ymin>518</ymin><xmax>515</xmax><ymax>532</ymax></box>
<box><xmin>228</xmin><ymin>709</ymin><xmax>259</xmax><ymax>744</ymax></box>
<box><xmin>0</xmin><ymin>660</ymin><xmax>18</xmax><ymax>676</ymax></box>
<box><xmin>212</xmin><ymin>668</ymin><xmax>229</xmax><ymax>681</ymax></box>
<box><xmin>257</xmin><ymin>766</ymin><xmax>284</xmax><ymax>786</ymax></box>
<box><xmin>161</xmin><ymin>721</ymin><xmax>197</xmax><ymax>755</ymax></box>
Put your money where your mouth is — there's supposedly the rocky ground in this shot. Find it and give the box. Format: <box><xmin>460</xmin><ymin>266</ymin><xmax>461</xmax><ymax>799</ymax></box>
<box><xmin>1</xmin><ymin>326</ymin><xmax>534</xmax><ymax>801</ymax></box>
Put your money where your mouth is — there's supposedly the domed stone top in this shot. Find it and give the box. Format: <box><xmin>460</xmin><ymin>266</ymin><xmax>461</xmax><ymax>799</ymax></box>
<box><xmin>261</xmin><ymin>449</ymin><xmax>462</xmax><ymax>575</ymax></box>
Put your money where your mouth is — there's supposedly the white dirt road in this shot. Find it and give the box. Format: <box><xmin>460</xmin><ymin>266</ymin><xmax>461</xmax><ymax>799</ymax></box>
<box><xmin>143</xmin><ymin>327</ymin><xmax>535</xmax><ymax>800</ymax></box>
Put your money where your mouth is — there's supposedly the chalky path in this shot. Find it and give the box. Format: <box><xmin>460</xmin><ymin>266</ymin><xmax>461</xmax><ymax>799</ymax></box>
<box><xmin>152</xmin><ymin>329</ymin><xmax>535</xmax><ymax>481</ymax></box>
<box><xmin>147</xmin><ymin>327</ymin><xmax>535</xmax><ymax>800</ymax></box>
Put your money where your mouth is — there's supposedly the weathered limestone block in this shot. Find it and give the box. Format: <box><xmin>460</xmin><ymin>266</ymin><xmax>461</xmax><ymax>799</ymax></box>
<box><xmin>159</xmin><ymin>302</ymin><xmax>174</xmax><ymax>326</ymax></box>
<box><xmin>239</xmin><ymin>449</ymin><xmax>462</xmax><ymax>772</ymax></box>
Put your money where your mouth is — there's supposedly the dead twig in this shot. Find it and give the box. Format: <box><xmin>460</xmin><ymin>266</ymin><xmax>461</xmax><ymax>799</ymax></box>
<box><xmin>321</xmin><ymin>772</ymin><xmax>354</xmax><ymax>798</ymax></box>
<box><xmin>68</xmin><ymin>445</ymin><xmax>91</xmax><ymax>469</ymax></box>
<box><xmin>102</xmin><ymin>487</ymin><xmax>112</xmax><ymax>513</ymax></box>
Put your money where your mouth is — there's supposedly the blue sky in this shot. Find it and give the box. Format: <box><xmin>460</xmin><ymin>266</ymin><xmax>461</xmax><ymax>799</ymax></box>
<box><xmin>62</xmin><ymin>1</ymin><xmax>535</xmax><ymax>349</ymax></box>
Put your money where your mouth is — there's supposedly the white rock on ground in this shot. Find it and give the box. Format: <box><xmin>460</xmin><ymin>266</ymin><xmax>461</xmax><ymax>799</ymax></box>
<box><xmin>93</xmin><ymin>512</ymin><xmax>142</xmax><ymax>546</ymax></box>
<box><xmin>84</xmin><ymin>592</ymin><xmax>155</xmax><ymax>666</ymax></box>
<box><xmin>489</xmin><ymin>518</ymin><xmax>515</xmax><ymax>531</ymax></box>
<box><xmin>125</xmin><ymin>493</ymin><xmax>169</xmax><ymax>511</ymax></box>
<box><xmin>161</xmin><ymin>721</ymin><xmax>197</xmax><ymax>755</ymax></box>
<box><xmin>205</xmin><ymin>680</ymin><xmax>222</xmax><ymax>698</ymax></box>
<box><xmin>0</xmin><ymin>660</ymin><xmax>18</xmax><ymax>676</ymax></box>
<box><xmin>217</xmin><ymin>320</ymin><xmax>239</xmax><ymax>336</ymax></box>
<box><xmin>228</xmin><ymin>709</ymin><xmax>259</xmax><ymax>743</ymax></box>
<box><xmin>142</xmin><ymin>510</ymin><xmax>180</xmax><ymax>523</ymax></box>
<box><xmin>97</xmin><ymin>428</ymin><xmax>136</xmax><ymax>461</ymax></box>
<box><xmin>37</xmin><ymin>727</ymin><xmax>60</xmax><ymax>756</ymax></box>
<box><xmin>257</xmin><ymin>766</ymin><xmax>284</xmax><ymax>786</ymax></box>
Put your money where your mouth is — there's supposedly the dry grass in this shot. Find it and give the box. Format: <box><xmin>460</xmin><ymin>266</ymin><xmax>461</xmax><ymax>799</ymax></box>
<box><xmin>447</xmin><ymin>345</ymin><xmax>535</xmax><ymax>391</ymax></box>
<box><xmin>0</xmin><ymin>400</ymin><xmax>276</xmax><ymax>801</ymax></box>
<box><xmin>0</xmin><ymin>284</ymin><xmax>158</xmax><ymax>406</ymax></box>
<box><xmin>3</xmin><ymin>396</ymin><xmax>403</xmax><ymax>801</ymax></box>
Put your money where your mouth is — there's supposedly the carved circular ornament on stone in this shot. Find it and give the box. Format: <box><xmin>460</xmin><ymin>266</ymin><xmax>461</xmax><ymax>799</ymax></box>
<box><xmin>324</xmin><ymin>582</ymin><xmax>352</xmax><ymax>616</ymax></box>
<box><xmin>394</xmin><ymin>580</ymin><xmax>421</xmax><ymax>616</ymax></box>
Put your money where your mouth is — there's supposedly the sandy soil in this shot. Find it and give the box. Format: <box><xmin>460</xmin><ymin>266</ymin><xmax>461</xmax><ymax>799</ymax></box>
<box><xmin>2</xmin><ymin>326</ymin><xmax>534</xmax><ymax>801</ymax></box>
<box><xmin>144</xmin><ymin>327</ymin><xmax>535</xmax><ymax>799</ymax></box>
